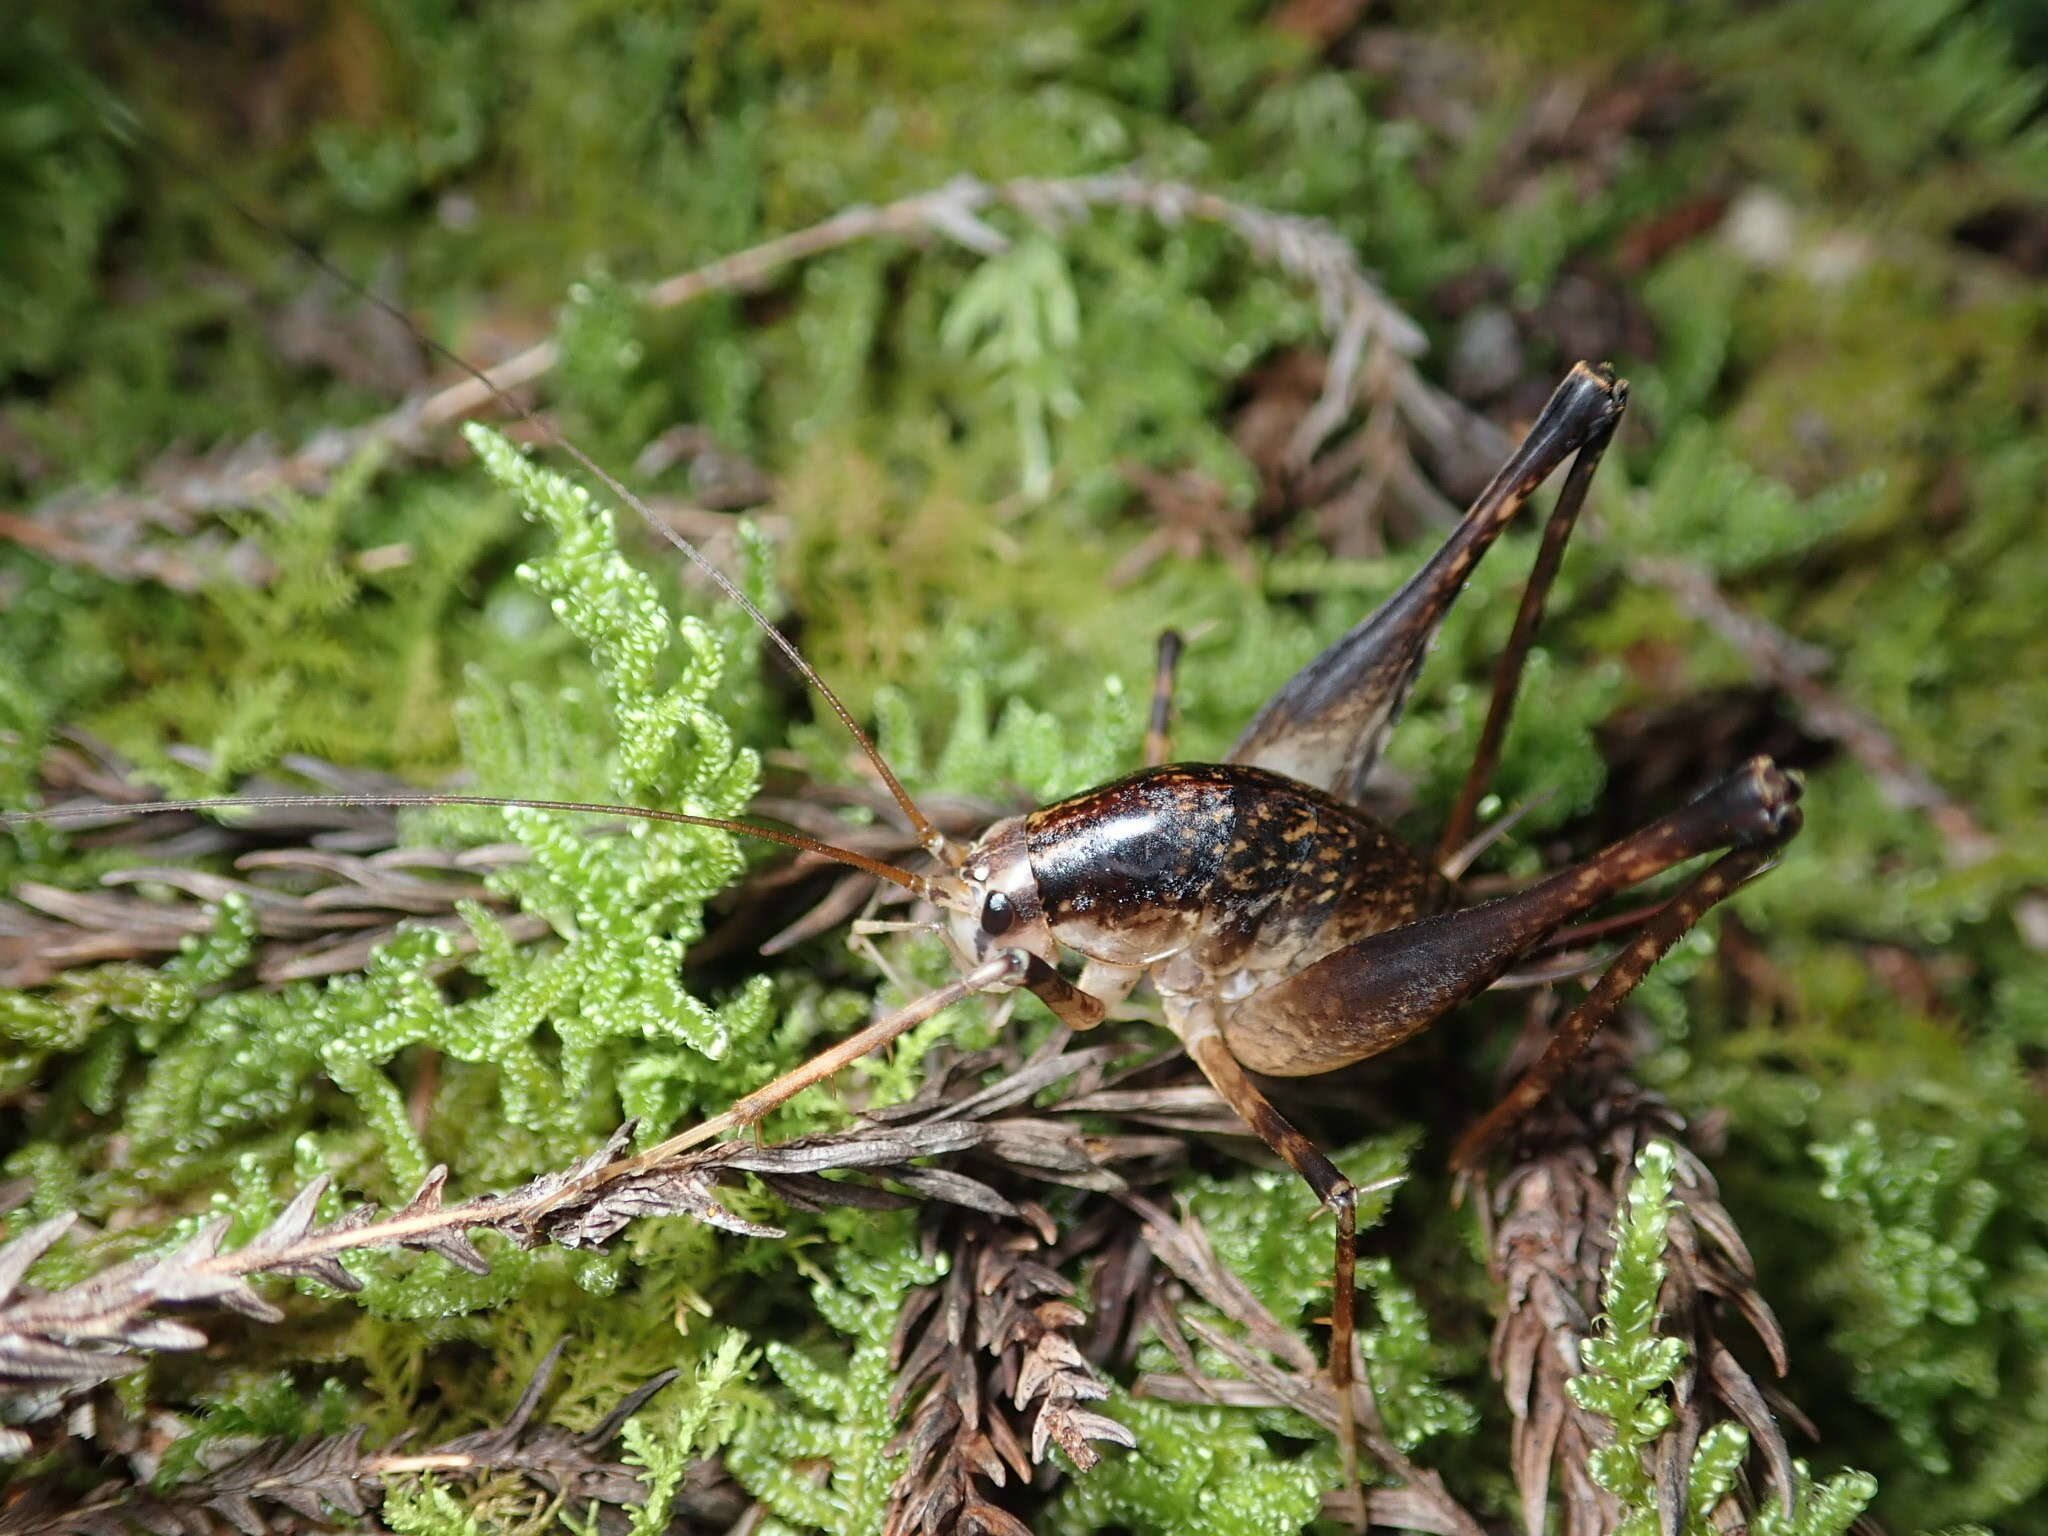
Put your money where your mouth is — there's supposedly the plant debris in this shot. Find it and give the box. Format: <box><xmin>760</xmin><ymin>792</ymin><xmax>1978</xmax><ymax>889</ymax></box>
<box><xmin>0</xmin><ymin>1037</ymin><xmax>1217</xmax><ymax>1423</ymax></box>
<box><xmin>0</xmin><ymin>1342</ymin><xmax>745</xmax><ymax>1536</ymax></box>
<box><xmin>1484</xmin><ymin>1022</ymin><xmax>1804</xmax><ymax>1536</ymax></box>
<box><xmin>885</xmin><ymin>1206</ymin><xmax>1133</xmax><ymax>1536</ymax></box>
<box><xmin>1128</xmin><ymin>1196</ymin><xmax>1485</xmax><ymax>1536</ymax></box>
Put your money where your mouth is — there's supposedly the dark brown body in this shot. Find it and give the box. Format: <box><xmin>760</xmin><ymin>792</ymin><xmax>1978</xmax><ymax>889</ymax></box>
<box><xmin>937</xmin><ymin>367</ymin><xmax>1798</xmax><ymax>1098</ymax></box>
<box><xmin>1026</xmin><ymin>762</ymin><xmax>1448</xmax><ymax>987</ymax></box>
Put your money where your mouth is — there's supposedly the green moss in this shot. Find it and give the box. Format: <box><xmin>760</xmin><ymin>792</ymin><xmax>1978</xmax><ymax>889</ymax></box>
<box><xmin>724</xmin><ymin>1239</ymin><xmax>941</xmax><ymax>1535</ymax></box>
<box><xmin>5</xmin><ymin>0</ymin><xmax>2048</xmax><ymax>1529</ymax></box>
<box><xmin>1049</xmin><ymin>1392</ymin><xmax>1330</xmax><ymax>1536</ymax></box>
<box><xmin>1570</xmin><ymin>1142</ymin><xmax>1879</xmax><ymax>1536</ymax></box>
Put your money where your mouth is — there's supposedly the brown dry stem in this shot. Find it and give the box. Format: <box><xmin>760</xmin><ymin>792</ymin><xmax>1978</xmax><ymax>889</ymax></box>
<box><xmin>0</xmin><ymin>1342</ymin><xmax>745</xmax><ymax>1536</ymax></box>
<box><xmin>1126</xmin><ymin>1194</ymin><xmax>1485</xmax><ymax>1536</ymax></box>
<box><xmin>13</xmin><ymin>173</ymin><xmax>1449</xmax><ymax>584</ymax></box>
<box><xmin>1484</xmin><ymin>1020</ymin><xmax>1802</xmax><ymax>1536</ymax></box>
<box><xmin>0</xmin><ymin>1040</ymin><xmax>1183</xmax><ymax>1419</ymax></box>
<box><xmin>884</xmin><ymin>1206</ymin><xmax>1134</xmax><ymax>1536</ymax></box>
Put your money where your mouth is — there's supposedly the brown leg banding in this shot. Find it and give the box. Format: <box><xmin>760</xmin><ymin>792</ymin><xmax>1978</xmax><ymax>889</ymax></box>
<box><xmin>1144</xmin><ymin>629</ymin><xmax>1185</xmax><ymax>768</ymax></box>
<box><xmin>1437</xmin><ymin>394</ymin><xmax>1622</xmax><ymax>865</ymax></box>
<box><xmin>1024</xmin><ymin>952</ymin><xmax>1109</xmax><ymax>1030</ymax></box>
<box><xmin>1450</xmin><ymin>834</ymin><xmax>1791</xmax><ymax>1173</ymax></box>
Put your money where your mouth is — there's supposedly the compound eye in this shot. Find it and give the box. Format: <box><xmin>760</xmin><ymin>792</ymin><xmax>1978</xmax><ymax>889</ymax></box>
<box><xmin>981</xmin><ymin>890</ymin><xmax>1016</xmax><ymax>937</ymax></box>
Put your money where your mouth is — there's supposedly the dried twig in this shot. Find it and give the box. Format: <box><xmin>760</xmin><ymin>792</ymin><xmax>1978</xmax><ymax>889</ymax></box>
<box><xmin>0</xmin><ymin>1033</ymin><xmax>1222</xmax><ymax>1524</ymax></box>
<box><xmin>0</xmin><ymin>513</ymin><xmax>227</xmax><ymax>593</ymax></box>
<box><xmin>1126</xmin><ymin>1196</ymin><xmax>1485</xmax><ymax>1536</ymax></box>
<box><xmin>885</xmin><ymin>1206</ymin><xmax>1134</xmax><ymax>1536</ymax></box>
<box><xmin>0</xmin><ymin>1039</ymin><xmax>1201</xmax><ymax>1415</ymax></box>
<box><xmin>1</xmin><ymin>848</ymin><xmax>546</xmax><ymax>990</ymax></box>
<box><xmin>1629</xmin><ymin>555</ymin><xmax>1999</xmax><ymax>870</ymax></box>
<box><xmin>0</xmin><ymin>1342</ymin><xmax>746</xmax><ymax>1536</ymax></box>
<box><xmin>1484</xmin><ymin>1020</ymin><xmax>1802</xmax><ymax>1536</ymax></box>
<box><xmin>1630</xmin><ymin>552</ymin><xmax>2042</xmax><ymax>949</ymax></box>
<box><xmin>4</xmin><ymin>740</ymin><xmax>1018</xmax><ymax>987</ymax></box>
<box><xmin>15</xmin><ymin>173</ymin><xmax>1459</xmax><ymax>575</ymax></box>
<box><xmin>0</xmin><ymin>739</ymin><xmax>543</xmax><ymax>988</ymax></box>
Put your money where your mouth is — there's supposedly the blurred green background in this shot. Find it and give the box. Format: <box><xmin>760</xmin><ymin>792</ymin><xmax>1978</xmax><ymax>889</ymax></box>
<box><xmin>3</xmin><ymin>3</ymin><xmax>2046</xmax><ymax>1532</ymax></box>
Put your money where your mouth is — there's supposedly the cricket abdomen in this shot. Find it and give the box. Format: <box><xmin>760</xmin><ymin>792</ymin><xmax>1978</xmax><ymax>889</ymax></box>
<box><xmin>1024</xmin><ymin>763</ymin><xmax>1448</xmax><ymax>976</ymax></box>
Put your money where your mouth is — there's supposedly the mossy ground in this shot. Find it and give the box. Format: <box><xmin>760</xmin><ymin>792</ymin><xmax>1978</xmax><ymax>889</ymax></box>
<box><xmin>4</xmin><ymin>3</ymin><xmax>2046</xmax><ymax>1531</ymax></box>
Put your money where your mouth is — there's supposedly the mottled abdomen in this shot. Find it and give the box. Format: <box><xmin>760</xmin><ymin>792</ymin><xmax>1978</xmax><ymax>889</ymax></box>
<box><xmin>1024</xmin><ymin>763</ymin><xmax>1448</xmax><ymax>979</ymax></box>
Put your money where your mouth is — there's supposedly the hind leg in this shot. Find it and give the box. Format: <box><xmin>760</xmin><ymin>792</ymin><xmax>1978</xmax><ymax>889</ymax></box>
<box><xmin>1435</xmin><ymin>396</ymin><xmax>1621</xmax><ymax>864</ymax></box>
<box><xmin>1229</xmin><ymin>364</ymin><xmax>1627</xmax><ymax>803</ymax></box>
<box><xmin>1448</xmin><ymin>834</ymin><xmax>1785</xmax><ymax>1172</ymax></box>
<box><xmin>1218</xmin><ymin>758</ymin><xmax>1803</xmax><ymax>1086</ymax></box>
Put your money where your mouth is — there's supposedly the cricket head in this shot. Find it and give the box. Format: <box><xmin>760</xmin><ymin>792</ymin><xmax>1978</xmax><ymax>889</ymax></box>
<box><xmin>943</xmin><ymin>814</ymin><xmax>1058</xmax><ymax>971</ymax></box>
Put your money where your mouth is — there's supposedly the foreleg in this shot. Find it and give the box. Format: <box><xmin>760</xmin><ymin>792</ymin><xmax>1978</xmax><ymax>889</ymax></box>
<box><xmin>1021</xmin><ymin>953</ymin><xmax>1110</xmax><ymax>1030</ymax></box>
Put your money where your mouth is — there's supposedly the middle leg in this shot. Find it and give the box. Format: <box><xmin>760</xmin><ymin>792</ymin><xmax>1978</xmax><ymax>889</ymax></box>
<box><xmin>1171</xmin><ymin>1002</ymin><xmax>1382</xmax><ymax>1498</ymax></box>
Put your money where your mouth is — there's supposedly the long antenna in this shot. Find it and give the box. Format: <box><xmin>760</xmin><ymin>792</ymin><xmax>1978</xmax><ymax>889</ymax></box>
<box><xmin>95</xmin><ymin>104</ymin><xmax>949</xmax><ymax>860</ymax></box>
<box><xmin>0</xmin><ymin>796</ymin><xmax>940</xmax><ymax>900</ymax></box>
